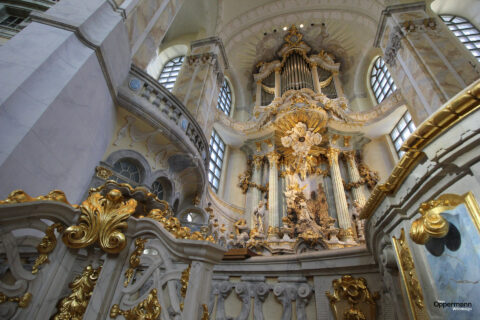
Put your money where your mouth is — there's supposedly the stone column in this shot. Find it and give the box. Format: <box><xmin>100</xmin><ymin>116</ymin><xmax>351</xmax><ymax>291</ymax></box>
<box><xmin>274</xmin><ymin>68</ymin><xmax>281</xmax><ymax>98</ymax></box>
<box><xmin>344</xmin><ymin>151</ymin><xmax>367</xmax><ymax>207</ymax></box>
<box><xmin>375</xmin><ymin>3</ymin><xmax>479</xmax><ymax>124</ymax></box>
<box><xmin>250</xmin><ymin>155</ymin><xmax>263</xmax><ymax>227</ymax></box>
<box><xmin>267</xmin><ymin>151</ymin><xmax>280</xmax><ymax>228</ymax></box>
<box><xmin>256</xmin><ymin>80</ymin><xmax>262</xmax><ymax>107</ymax></box>
<box><xmin>326</xmin><ymin>148</ymin><xmax>353</xmax><ymax>241</ymax></box>
<box><xmin>311</xmin><ymin>63</ymin><xmax>321</xmax><ymax>94</ymax></box>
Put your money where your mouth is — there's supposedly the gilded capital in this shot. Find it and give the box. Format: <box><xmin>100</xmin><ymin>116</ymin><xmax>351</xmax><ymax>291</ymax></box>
<box><xmin>266</xmin><ymin>151</ymin><xmax>280</xmax><ymax>166</ymax></box>
<box><xmin>326</xmin><ymin>148</ymin><xmax>340</xmax><ymax>164</ymax></box>
<box><xmin>274</xmin><ymin>67</ymin><xmax>282</xmax><ymax>73</ymax></box>
<box><xmin>252</xmin><ymin>155</ymin><xmax>264</xmax><ymax>169</ymax></box>
<box><xmin>344</xmin><ymin>150</ymin><xmax>356</xmax><ymax>167</ymax></box>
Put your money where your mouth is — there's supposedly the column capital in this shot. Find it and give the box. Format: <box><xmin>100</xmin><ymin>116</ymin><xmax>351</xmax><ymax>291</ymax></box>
<box><xmin>343</xmin><ymin>150</ymin><xmax>356</xmax><ymax>166</ymax></box>
<box><xmin>274</xmin><ymin>67</ymin><xmax>282</xmax><ymax>73</ymax></box>
<box><xmin>252</xmin><ymin>155</ymin><xmax>264</xmax><ymax>169</ymax></box>
<box><xmin>266</xmin><ymin>151</ymin><xmax>280</xmax><ymax>165</ymax></box>
<box><xmin>326</xmin><ymin>148</ymin><xmax>340</xmax><ymax>164</ymax></box>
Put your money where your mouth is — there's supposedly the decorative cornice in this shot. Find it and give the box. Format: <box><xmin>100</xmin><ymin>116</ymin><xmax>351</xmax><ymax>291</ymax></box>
<box><xmin>191</xmin><ymin>36</ymin><xmax>229</xmax><ymax>70</ymax></box>
<box><xmin>361</xmin><ymin>79</ymin><xmax>480</xmax><ymax>220</ymax></box>
<box><xmin>373</xmin><ymin>2</ymin><xmax>426</xmax><ymax>48</ymax></box>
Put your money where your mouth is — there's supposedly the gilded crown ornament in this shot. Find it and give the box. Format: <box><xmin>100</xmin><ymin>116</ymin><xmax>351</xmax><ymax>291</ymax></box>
<box><xmin>62</xmin><ymin>189</ymin><xmax>137</xmax><ymax>254</ymax></box>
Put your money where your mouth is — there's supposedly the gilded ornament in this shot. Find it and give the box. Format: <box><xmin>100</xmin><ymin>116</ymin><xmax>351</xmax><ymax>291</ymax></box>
<box><xmin>53</xmin><ymin>265</ymin><xmax>101</xmax><ymax>320</ymax></box>
<box><xmin>392</xmin><ymin>229</ymin><xmax>426</xmax><ymax>318</ymax></box>
<box><xmin>0</xmin><ymin>189</ymin><xmax>73</xmax><ymax>206</ymax></box>
<box><xmin>201</xmin><ymin>304</ymin><xmax>210</xmax><ymax>320</ymax></box>
<box><xmin>95</xmin><ymin>166</ymin><xmax>113</xmax><ymax>180</ymax></box>
<box><xmin>180</xmin><ymin>264</ymin><xmax>191</xmax><ymax>310</ymax></box>
<box><xmin>325</xmin><ymin>275</ymin><xmax>378</xmax><ymax>320</ymax></box>
<box><xmin>32</xmin><ymin>223</ymin><xmax>64</xmax><ymax>274</ymax></box>
<box><xmin>110</xmin><ymin>288</ymin><xmax>161</xmax><ymax>320</ymax></box>
<box><xmin>0</xmin><ymin>292</ymin><xmax>32</xmax><ymax>308</ymax></box>
<box><xmin>62</xmin><ymin>189</ymin><xmax>137</xmax><ymax>254</ymax></box>
<box><xmin>409</xmin><ymin>193</ymin><xmax>480</xmax><ymax>245</ymax></box>
<box><xmin>124</xmin><ymin>238</ymin><xmax>148</xmax><ymax>287</ymax></box>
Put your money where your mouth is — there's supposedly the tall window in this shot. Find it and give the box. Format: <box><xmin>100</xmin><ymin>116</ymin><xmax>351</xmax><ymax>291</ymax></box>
<box><xmin>151</xmin><ymin>180</ymin><xmax>164</xmax><ymax>199</ymax></box>
<box><xmin>208</xmin><ymin>130</ymin><xmax>225</xmax><ymax>192</ymax></box>
<box><xmin>440</xmin><ymin>15</ymin><xmax>480</xmax><ymax>62</ymax></box>
<box><xmin>370</xmin><ymin>57</ymin><xmax>397</xmax><ymax>104</ymax></box>
<box><xmin>113</xmin><ymin>159</ymin><xmax>141</xmax><ymax>183</ymax></box>
<box><xmin>390</xmin><ymin>111</ymin><xmax>416</xmax><ymax>158</ymax></box>
<box><xmin>217</xmin><ymin>80</ymin><xmax>232</xmax><ymax>116</ymax></box>
<box><xmin>158</xmin><ymin>56</ymin><xmax>184</xmax><ymax>91</ymax></box>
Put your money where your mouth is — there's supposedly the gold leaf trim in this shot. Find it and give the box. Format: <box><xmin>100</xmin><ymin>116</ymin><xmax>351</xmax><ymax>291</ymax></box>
<box><xmin>124</xmin><ymin>238</ymin><xmax>147</xmax><ymax>287</ymax></box>
<box><xmin>32</xmin><ymin>223</ymin><xmax>64</xmax><ymax>274</ymax></box>
<box><xmin>179</xmin><ymin>264</ymin><xmax>191</xmax><ymax>311</ymax></box>
<box><xmin>0</xmin><ymin>292</ymin><xmax>32</xmax><ymax>308</ymax></box>
<box><xmin>53</xmin><ymin>265</ymin><xmax>101</xmax><ymax>320</ymax></box>
<box><xmin>110</xmin><ymin>288</ymin><xmax>161</xmax><ymax>320</ymax></box>
<box><xmin>0</xmin><ymin>190</ymin><xmax>73</xmax><ymax>207</ymax></box>
<box><xmin>392</xmin><ymin>229</ymin><xmax>427</xmax><ymax>320</ymax></box>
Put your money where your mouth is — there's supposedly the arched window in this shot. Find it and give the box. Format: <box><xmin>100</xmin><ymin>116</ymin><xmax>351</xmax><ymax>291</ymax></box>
<box><xmin>217</xmin><ymin>80</ymin><xmax>233</xmax><ymax>116</ymax></box>
<box><xmin>113</xmin><ymin>159</ymin><xmax>141</xmax><ymax>183</ymax></box>
<box><xmin>440</xmin><ymin>15</ymin><xmax>480</xmax><ymax>62</ymax></box>
<box><xmin>370</xmin><ymin>57</ymin><xmax>397</xmax><ymax>104</ymax></box>
<box><xmin>158</xmin><ymin>56</ymin><xmax>184</xmax><ymax>91</ymax></box>
<box><xmin>390</xmin><ymin>111</ymin><xmax>416</xmax><ymax>158</ymax></box>
<box><xmin>151</xmin><ymin>180</ymin><xmax>164</xmax><ymax>199</ymax></box>
<box><xmin>208</xmin><ymin>130</ymin><xmax>225</xmax><ymax>192</ymax></box>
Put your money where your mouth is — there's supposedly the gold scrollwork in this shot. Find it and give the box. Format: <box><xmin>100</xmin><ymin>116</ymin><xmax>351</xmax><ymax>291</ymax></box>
<box><xmin>0</xmin><ymin>190</ymin><xmax>73</xmax><ymax>206</ymax></box>
<box><xmin>325</xmin><ymin>275</ymin><xmax>379</xmax><ymax>320</ymax></box>
<box><xmin>62</xmin><ymin>189</ymin><xmax>137</xmax><ymax>254</ymax></box>
<box><xmin>179</xmin><ymin>264</ymin><xmax>191</xmax><ymax>311</ymax></box>
<box><xmin>53</xmin><ymin>264</ymin><xmax>101</xmax><ymax>320</ymax></box>
<box><xmin>201</xmin><ymin>304</ymin><xmax>209</xmax><ymax>320</ymax></box>
<box><xmin>392</xmin><ymin>229</ymin><xmax>427</xmax><ymax>319</ymax></box>
<box><xmin>0</xmin><ymin>292</ymin><xmax>32</xmax><ymax>308</ymax></box>
<box><xmin>110</xmin><ymin>288</ymin><xmax>161</xmax><ymax>320</ymax></box>
<box><xmin>32</xmin><ymin>223</ymin><xmax>64</xmax><ymax>274</ymax></box>
<box><xmin>410</xmin><ymin>192</ymin><xmax>480</xmax><ymax>245</ymax></box>
<box><xmin>124</xmin><ymin>238</ymin><xmax>148</xmax><ymax>287</ymax></box>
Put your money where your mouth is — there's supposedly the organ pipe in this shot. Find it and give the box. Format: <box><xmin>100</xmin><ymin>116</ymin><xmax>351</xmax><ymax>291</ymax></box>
<box><xmin>280</xmin><ymin>52</ymin><xmax>314</xmax><ymax>94</ymax></box>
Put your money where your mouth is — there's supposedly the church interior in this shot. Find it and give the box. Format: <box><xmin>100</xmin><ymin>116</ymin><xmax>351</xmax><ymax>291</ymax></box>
<box><xmin>0</xmin><ymin>0</ymin><xmax>479</xmax><ymax>319</ymax></box>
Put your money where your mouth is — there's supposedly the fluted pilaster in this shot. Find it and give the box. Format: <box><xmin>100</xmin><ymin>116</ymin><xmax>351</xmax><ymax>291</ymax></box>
<box><xmin>326</xmin><ymin>148</ymin><xmax>353</xmax><ymax>239</ymax></box>
<box><xmin>344</xmin><ymin>151</ymin><xmax>367</xmax><ymax>207</ymax></box>
<box><xmin>267</xmin><ymin>151</ymin><xmax>280</xmax><ymax>228</ymax></box>
<box><xmin>250</xmin><ymin>155</ymin><xmax>263</xmax><ymax>227</ymax></box>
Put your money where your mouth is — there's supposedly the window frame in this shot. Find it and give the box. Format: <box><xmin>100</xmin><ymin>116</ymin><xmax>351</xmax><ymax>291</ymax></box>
<box><xmin>440</xmin><ymin>15</ymin><xmax>480</xmax><ymax>62</ymax></box>
<box><xmin>158</xmin><ymin>56</ymin><xmax>185</xmax><ymax>92</ymax></box>
<box><xmin>208</xmin><ymin>130</ymin><xmax>225</xmax><ymax>192</ymax></box>
<box><xmin>112</xmin><ymin>159</ymin><xmax>142</xmax><ymax>185</ymax></box>
<box><xmin>370</xmin><ymin>56</ymin><xmax>397</xmax><ymax>104</ymax></box>
<box><xmin>151</xmin><ymin>180</ymin><xmax>164</xmax><ymax>200</ymax></box>
<box><xmin>216</xmin><ymin>79</ymin><xmax>233</xmax><ymax>116</ymax></box>
<box><xmin>389</xmin><ymin>111</ymin><xmax>416</xmax><ymax>158</ymax></box>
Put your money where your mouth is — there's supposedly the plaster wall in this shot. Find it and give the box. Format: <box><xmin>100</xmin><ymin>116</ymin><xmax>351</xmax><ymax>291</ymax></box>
<box><xmin>362</xmin><ymin>136</ymin><xmax>395</xmax><ymax>183</ymax></box>
<box><xmin>221</xmin><ymin>147</ymin><xmax>247</xmax><ymax>209</ymax></box>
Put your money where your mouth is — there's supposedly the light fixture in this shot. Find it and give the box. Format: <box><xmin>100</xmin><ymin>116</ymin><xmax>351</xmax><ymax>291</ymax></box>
<box><xmin>299</xmin><ymin>24</ymin><xmax>304</xmax><ymax>28</ymax></box>
<box><xmin>283</xmin><ymin>26</ymin><xmax>288</xmax><ymax>31</ymax></box>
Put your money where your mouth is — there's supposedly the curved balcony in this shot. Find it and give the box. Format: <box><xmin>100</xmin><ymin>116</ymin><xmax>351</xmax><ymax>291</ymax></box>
<box><xmin>117</xmin><ymin>65</ymin><xmax>209</xmax><ymax>171</ymax></box>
